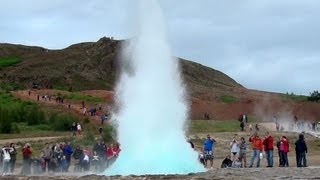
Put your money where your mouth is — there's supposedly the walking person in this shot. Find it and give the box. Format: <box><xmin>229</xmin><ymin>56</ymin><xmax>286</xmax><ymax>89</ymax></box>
<box><xmin>83</xmin><ymin>107</ymin><xmax>87</xmax><ymax>116</ymax></box>
<box><xmin>263</xmin><ymin>132</ymin><xmax>274</xmax><ymax>167</ymax></box>
<box><xmin>248</xmin><ymin>132</ymin><xmax>263</xmax><ymax>168</ymax></box>
<box><xmin>295</xmin><ymin>133</ymin><xmax>308</xmax><ymax>167</ymax></box>
<box><xmin>77</xmin><ymin>123</ymin><xmax>82</xmax><ymax>136</ymax></box>
<box><xmin>71</xmin><ymin>122</ymin><xmax>77</xmax><ymax>136</ymax></box>
<box><xmin>239</xmin><ymin>137</ymin><xmax>248</xmax><ymax>167</ymax></box>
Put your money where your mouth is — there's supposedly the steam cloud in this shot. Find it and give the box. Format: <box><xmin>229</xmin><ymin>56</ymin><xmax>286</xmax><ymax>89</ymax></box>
<box><xmin>103</xmin><ymin>0</ymin><xmax>204</xmax><ymax>175</ymax></box>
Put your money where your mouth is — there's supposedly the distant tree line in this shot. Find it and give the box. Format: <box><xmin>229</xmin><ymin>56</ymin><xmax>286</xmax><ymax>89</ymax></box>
<box><xmin>308</xmin><ymin>90</ymin><xmax>320</xmax><ymax>102</ymax></box>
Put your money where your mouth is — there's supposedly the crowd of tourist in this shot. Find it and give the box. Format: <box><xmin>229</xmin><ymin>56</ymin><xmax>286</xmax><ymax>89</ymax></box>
<box><xmin>0</xmin><ymin>140</ymin><xmax>120</xmax><ymax>175</ymax></box>
<box><xmin>198</xmin><ymin>131</ymin><xmax>308</xmax><ymax>169</ymax></box>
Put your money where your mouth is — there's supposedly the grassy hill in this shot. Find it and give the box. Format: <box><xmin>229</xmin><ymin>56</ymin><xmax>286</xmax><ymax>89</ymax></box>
<box><xmin>0</xmin><ymin>37</ymin><xmax>243</xmax><ymax>96</ymax></box>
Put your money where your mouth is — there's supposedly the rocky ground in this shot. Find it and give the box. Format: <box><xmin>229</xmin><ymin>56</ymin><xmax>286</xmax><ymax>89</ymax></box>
<box><xmin>1</xmin><ymin>167</ymin><xmax>320</xmax><ymax>180</ymax></box>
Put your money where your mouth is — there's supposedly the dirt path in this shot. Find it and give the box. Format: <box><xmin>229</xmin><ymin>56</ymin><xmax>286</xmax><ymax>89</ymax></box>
<box><xmin>11</xmin><ymin>89</ymin><xmax>104</xmax><ymax>124</ymax></box>
<box><xmin>0</xmin><ymin>136</ymin><xmax>65</xmax><ymax>144</ymax></box>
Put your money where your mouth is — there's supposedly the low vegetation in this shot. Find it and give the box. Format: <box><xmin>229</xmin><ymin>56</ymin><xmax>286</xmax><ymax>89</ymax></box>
<box><xmin>0</xmin><ymin>56</ymin><xmax>22</xmax><ymax>68</ymax></box>
<box><xmin>219</xmin><ymin>95</ymin><xmax>238</xmax><ymax>103</ymax></box>
<box><xmin>282</xmin><ymin>92</ymin><xmax>307</xmax><ymax>102</ymax></box>
<box><xmin>188</xmin><ymin>120</ymin><xmax>240</xmax><ymax>134</ymax></box>
<box><xmin>62</xmin><ymin>92</ymin><xmax>103</xmax><ymax>102</ymax></box>
<box><xmin>0</xmin><ymin>91</ymin><xmax>80</xmax><ymax>134</ymax></box>
<box><xmin>308</xmin><ymin>90</ymin><xmax>320</xmax><ymax>102</ymax></box>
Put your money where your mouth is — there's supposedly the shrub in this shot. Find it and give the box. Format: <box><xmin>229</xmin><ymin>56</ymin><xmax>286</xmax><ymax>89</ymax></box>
<box><xmin>282</xmin><ymin>92</ymin><xmax>307</xmax><ymax>102</ymax></box>
<box><xmin>0</xmin><ymin>56</ymin><xmax>22</xmax><ymax>68</ymax></box>
<box><xmin>62</xmin><ymin>93</ymin><xmax>103</xmax><ymax>102</ymax></box>
<box><xmin>102</xmin><ymin>125</ymin><xmax>116</xmax><ymax>143</ymax></box>
<box><xmin>0</xmin><ymin>107</ymin><xmax>13</xmax><ymax>133</ymax></box>
<box><xmin>26</xmin><ymin>107</ymin><xmax>45</xmax><ymax>126</ymax></box>
<box><xmin>82</xmin><ymin>131</ymin><xmax>95</xmax><ymax>146</ymax></box>
<box><xmin>50</xmin><ymin>114</ymin><xmax>76</xmax><ymax>131</ymax></box>
<box><xmin>308</xmin><ymin>91</ymin><xmax>320</xmax><ymax>102</ymax></box>
<box><xmin>83</xmin><ymin>117</ymin><xmax>90</xmax><ymax>124</ymax></box>
<box><xmin>219</xmin><ymin>95</ymin><xmax>238</xmax><ymax>103</ymax></box>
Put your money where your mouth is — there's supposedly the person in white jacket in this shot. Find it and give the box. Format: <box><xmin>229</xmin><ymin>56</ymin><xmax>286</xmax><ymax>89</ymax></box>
<box><xmin>1</xmin><ymin>143</ymin><xmax>13</xmax><ymax>175</ymax></box>
<box><xmin>230</xmin><ymin>138</ymin><xmax>239</xmax><ymax>162</ymax></box>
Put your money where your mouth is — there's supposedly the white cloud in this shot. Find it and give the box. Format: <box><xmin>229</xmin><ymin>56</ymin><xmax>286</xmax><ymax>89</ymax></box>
<box><xmin>0</xmin><ymin>0</ymin><xmax>319</xmax><ymax>94</ymax></box>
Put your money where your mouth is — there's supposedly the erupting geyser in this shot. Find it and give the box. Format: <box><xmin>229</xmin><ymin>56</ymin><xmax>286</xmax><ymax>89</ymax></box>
<box><xmin>103</xmin><ymin>0</ymin><xmax>204</xmax><ymax>176</ymax></box>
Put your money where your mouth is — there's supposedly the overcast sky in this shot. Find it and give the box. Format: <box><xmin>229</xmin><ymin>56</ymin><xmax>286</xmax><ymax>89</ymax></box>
<box><xmin>1</xmin><ymin>0</ymin><xmax>319</xmax><ymax>95</ymax></box>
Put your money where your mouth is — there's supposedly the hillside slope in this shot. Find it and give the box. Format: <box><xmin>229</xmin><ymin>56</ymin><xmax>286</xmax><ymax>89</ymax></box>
<box><xmin>0</xmin><ymin>37</ymin><xmax>242</xmax><ymax>97</ymax></box>
<box><xmin>2</xmin><ymin>37</ymin><xmax>320</xmax><ymax>121</ymax></box>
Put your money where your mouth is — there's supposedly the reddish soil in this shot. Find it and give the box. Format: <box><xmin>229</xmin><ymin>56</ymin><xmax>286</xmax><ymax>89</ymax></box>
<box><xmin>191</xmin><ymin>89</ymin><xmax>320</xmax><ymax>121</ymax></box>
<box><xmin>12</xmin><ymin>89</ymin><xmax>320</xmax><ymax>122</ymax></box>
<box><xmin>11</xmin><ymin>90</ymin><xmax>110</xmax><ymax>124</ymax></box>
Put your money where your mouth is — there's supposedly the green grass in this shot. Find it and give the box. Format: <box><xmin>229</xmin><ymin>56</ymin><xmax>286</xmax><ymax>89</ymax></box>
<box><xmin>219</xmin><ymin>95</ymin><xmax>238</xmax><ymax>103</ymax></box>
<box><xmin>0</xmin><ymin>90</ymin><xmax>35</xmax><ymax>107</ymax></box>
<box><xmin>53</xmin><ymin>85</ymin><xmax>69</xmax><ymax>91</ymax></box>
<box><xmin>0</xmin><ymin>82</ymin><xmax>24</xmax><ymax>92</ymax></box>
<box><xmin>0</xmin><ymin>56</ymin><xmax>22</xmax><ymax>68</ymax></box>
<box><xmin>188</xmin><ymin>120</ymin><xmax>240</xmax><ymax>133</ymax></box>
<box><xmin>0</xmin><ymin>131</ymin><xmax>70</xmax><ymax>140</ymax></box>
<box><xmin>282</xmin><ymin>92</ymin><xmax>307</xmax><ymax>102</ymax></box>
<box><xmin>0</xmin><ymin>91</ymin><xmax>85</xmax><ymax>133</ymax></box>
<box><xmin>62</xmin><ymin>92</ymin><xmax>103</xmax><ymax>102</ymax></box>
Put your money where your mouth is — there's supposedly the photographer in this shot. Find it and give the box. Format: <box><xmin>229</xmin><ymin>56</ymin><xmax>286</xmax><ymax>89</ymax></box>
<box><xmin>203</xmin><ymin>134</ymin><xmax>216</xmax><ymax>169</ymax></box>
<box><xmin>21</xmin><ymin>143</ymin><xmax>32</xmax><ymax>175</ymax></box>
<box><xmin>248</xmin><ymin>132</ymin><xmax>263</xmax><ymax>168</ymax></box>
<box><xmin>1</xmin><ymin>143</ymin><xmax>14</xmax><ymax>175</ymax></box>
<box><xmin>230</xmin><ymin>137</ymin><xmax>239</xmax><ymax>162</ymax></box>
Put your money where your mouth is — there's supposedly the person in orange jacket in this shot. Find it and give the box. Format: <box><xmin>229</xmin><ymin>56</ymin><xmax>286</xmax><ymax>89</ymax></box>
<box><xmin>249</xmin><ymin>132</ymin><xmax>263</xmax><ymax>168</ymax></box>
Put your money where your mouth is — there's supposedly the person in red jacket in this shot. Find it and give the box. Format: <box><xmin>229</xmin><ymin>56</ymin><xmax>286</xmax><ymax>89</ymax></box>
<box><xmin>249</xmin><ymin>132</ymin><xmax>263</xmax><ymax>168</ymax></box>
<box><xmin>281</xmin><ymin>136</ymin><xmax>290</xmax><ymax>167</ymax></box>
<box><xmin>113</xmin><ymin>143</ymin><xmax>121</xmax><ymax>156</ymax></box>
<box><xmin>263</xmin><ymin>132</ymin><xmax>274</xmax><ymax>167</ymax></box>
<box><xmin>21</xmin><ymin>143</ymin><xmax>32</xmax><ymax>175</ymax></box>
<box><xmin>105</xmin><ymin>144</ymin><xmax>115</xmax><ymax>168</ymax></box>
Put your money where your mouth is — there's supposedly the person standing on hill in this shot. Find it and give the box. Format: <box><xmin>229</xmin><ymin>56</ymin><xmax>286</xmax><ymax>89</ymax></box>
<box><xmin>295</xmin><ymin>133</ymin><xmax>308</xmax><ymax>167</ymax></box>
<box><xmin>77</xmin><ymin>123</ymin><xmax>82</xmax><ymax>136</ymax></box>
<box><xmin>263</xmin><ymin>132</ymin><xmax>274</xmax><ymax>167</ymax></box>
<box><xmin>248</xmin><ymin>132</ymin><xmax>263</xmax><ymax>168</ymax></box>
<box><xmin>71</xmin><ymin>122</ymin><xmax>77</xmax><ymax>136</ymax></box>
<box><xmin>203</xmin><ymin>134</ymin><xmax>216</xmax><ymax>169</ymax></box>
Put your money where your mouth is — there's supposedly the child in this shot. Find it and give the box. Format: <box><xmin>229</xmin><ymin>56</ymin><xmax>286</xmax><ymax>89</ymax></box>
<box><xmin>91</xmin><ymin>151</ymin><xmax>100</xmax><ymax>171</ymax></box>
<box><xmin>232</xmin><ymin>158</ymin><xmax>242</xmax><ymax>168</ymax></box>
<box><xmin>60</xmin><ymin>156</ymin><xmax>68</xmax><ymax>172</ymax></box>
<box><xmin>221</xmin><ymin>155</ymin><xmax>233</xmax><ymax>168</ymax></box>
<box><xmin>198</xmin><ymin>148</ymin><xmax>205</xmax><ymax>167</ymax></box>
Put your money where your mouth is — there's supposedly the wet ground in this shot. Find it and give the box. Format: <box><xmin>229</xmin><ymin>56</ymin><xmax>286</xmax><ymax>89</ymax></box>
<box><xmin>1</xmin><ymin>167</ymin><xmax>320</xmax><ymax>180</ymax></box>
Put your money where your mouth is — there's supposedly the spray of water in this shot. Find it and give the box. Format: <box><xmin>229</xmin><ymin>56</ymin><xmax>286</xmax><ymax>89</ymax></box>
<box><xmin>103</xmin><ymin>0</ymin><xmax>204</xmax><ymax>176</ymax></box>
